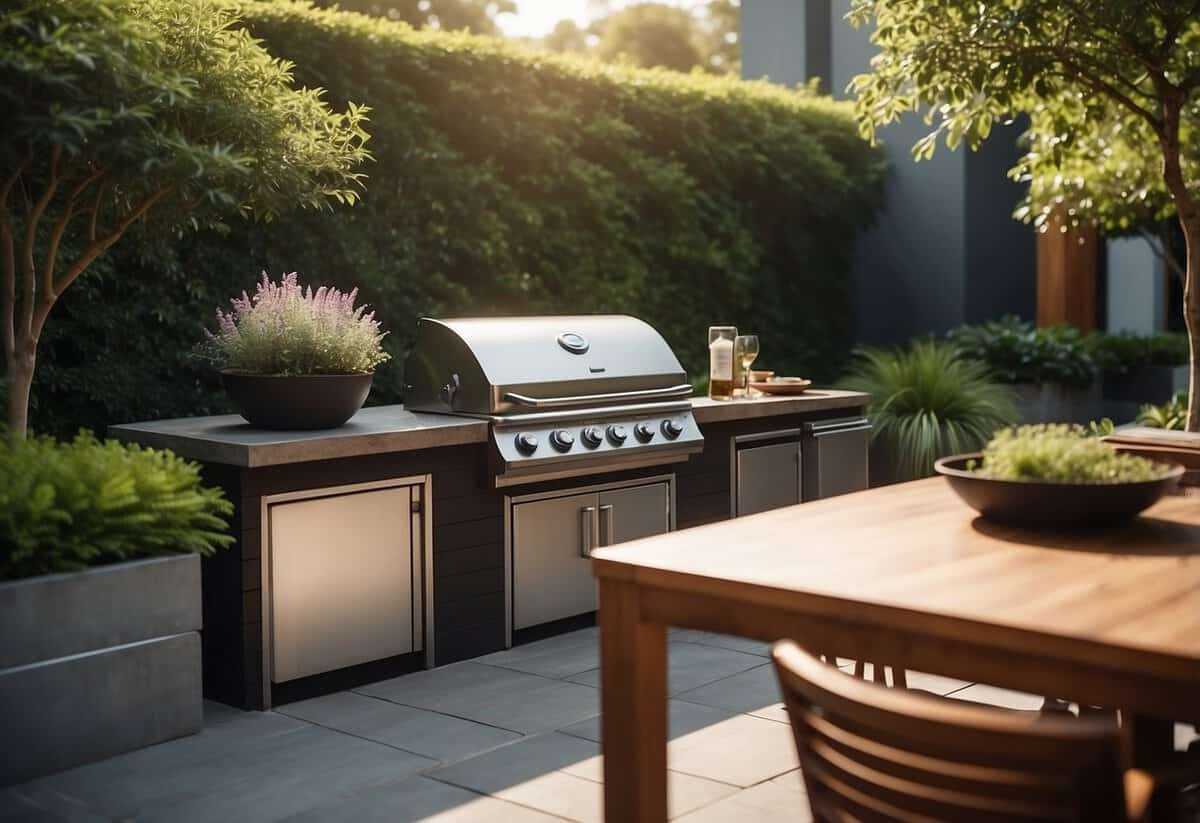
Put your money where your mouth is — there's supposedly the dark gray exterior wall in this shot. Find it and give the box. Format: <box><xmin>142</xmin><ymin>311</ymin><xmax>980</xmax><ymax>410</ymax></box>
<box><xmin>744</xmin><ymin>0</ymin><xmax>1035</xmax><ymax>344</ymax></box>
<box><xmin>964</xmin><ymin>118</ymin><xmax>1037</xmax><ymax>323</ymax></box>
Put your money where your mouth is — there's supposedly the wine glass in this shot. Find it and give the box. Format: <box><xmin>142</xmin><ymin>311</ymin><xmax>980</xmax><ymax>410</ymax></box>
<box><xmin>735</xmin><ymin>335</ymin><xmax>759</xmax><ymax>398</ymax></box>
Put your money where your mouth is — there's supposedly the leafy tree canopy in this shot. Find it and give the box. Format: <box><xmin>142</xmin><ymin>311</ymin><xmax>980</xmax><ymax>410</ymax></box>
<box><xmin>315</xmin><ymin>0</ymin><xmax>516</xmax><ymax>35</ymax></box>
<box><xmin>0</xmin><ymin>0</ymin><xmax>371</xmax><ymax>433</ymax></box>
<box><xmin>848</xmin><ymin>0</ymin><xmax>1200</xmax><ymax>430</ymax></box>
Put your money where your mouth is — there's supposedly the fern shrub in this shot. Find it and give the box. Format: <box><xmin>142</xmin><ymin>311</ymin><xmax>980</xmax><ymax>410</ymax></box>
<box><xmin>0</xmin><ymin>433</ymin><xmax>233</xmax><ymax>581</ymax></box>
<box><xmin>840</xmin><ymin>342</ymin><xmax>1018</xmax><ymax>482</ymax></box>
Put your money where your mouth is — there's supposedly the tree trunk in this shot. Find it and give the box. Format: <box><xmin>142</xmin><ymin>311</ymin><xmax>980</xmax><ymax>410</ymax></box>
<box><xmin>1183</xmin><ymin>216</ymin><xmax>1200</xmax><ymax>432</ymax></box>
<box><xmin>6</xmin><ymin>342</ymin><xmax>34</xmax><ymax>437</ymax></box>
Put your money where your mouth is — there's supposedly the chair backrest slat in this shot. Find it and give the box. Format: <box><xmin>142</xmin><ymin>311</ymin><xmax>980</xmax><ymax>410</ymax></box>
<box><xmin>772</xmin><ymin>641</ymin><xmax>1127</xmax><ymax>823</ymax></box>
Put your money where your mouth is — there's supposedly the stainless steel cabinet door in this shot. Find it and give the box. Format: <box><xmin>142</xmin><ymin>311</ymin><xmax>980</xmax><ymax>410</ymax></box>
<box><xmin>270</xmin><ymin>486</ymin><xmax>416</xmax><ymax>682</ymax></box>
<box><xmin>803</xmin><ymin>423</ymin><xmax>870</xmax><ymax>501</ymax></box>
<box><xmin>598</xmin><ymin>482</ymin><xmax>670</xmax><ymax>545</ymax></box>
<box><xmin>512</xmin><ymin>491</ymin><xmax>599</xmax><ymax>631</ymax></box>
<box><xmin>736</xmin><ymin>441</ymin><xmax>802</xmax><ymax>516</ymax></box>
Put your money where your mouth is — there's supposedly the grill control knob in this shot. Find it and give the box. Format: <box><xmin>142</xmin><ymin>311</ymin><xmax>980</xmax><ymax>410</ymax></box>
<box><xmin>634</xmin><ymin>422</ymin><xmax>656</xmax><ymax>442</ymax></box>
<box><xmin>661</xmin><ymin>418</ymin><xmax>684</xmax><ymax>439</ymax></box>
<box><xmin>514</xmin><ymin>433</ymin><xmax>539</xmax><ymax>455</ymax></box>
<box><xmin>606</xmin><ymin>424</ymin><xmax>629</xmax><ymax>445</ymax></box>
<box><xmin>550</xmin><ymin>429</ymin><xmax>575</xmax><ymax>452</ymax></box>
<box><xmin>581</xmin><ymin>426</ymin><xmax>604</xmax><ymax>448</ymax></box>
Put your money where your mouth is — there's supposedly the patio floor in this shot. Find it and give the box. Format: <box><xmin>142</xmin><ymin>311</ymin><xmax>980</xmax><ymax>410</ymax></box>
<box><xmin>4</xmin><ymin>627</ymin><xmax>1197</xmax><ymax>822</ymax></box>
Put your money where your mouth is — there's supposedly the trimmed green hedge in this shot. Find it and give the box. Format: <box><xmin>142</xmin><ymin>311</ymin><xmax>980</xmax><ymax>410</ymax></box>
<box><xmin>28</xmin><ymin>1</ymin><xmax>886</xmax><ymax>435</ymax></box>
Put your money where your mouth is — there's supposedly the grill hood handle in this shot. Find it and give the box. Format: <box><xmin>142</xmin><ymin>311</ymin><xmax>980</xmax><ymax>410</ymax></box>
<box><xmin>504</xmin><ymin>384</ymin><xmax>694</xmax><ymax>409</ymax></box>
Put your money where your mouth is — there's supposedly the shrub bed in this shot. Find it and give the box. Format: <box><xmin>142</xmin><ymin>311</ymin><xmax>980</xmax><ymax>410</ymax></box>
<box><xmin>0</xmin><ymin>433</ymin><xmax>232</xmax><ymax>581</ymax></box>
<box><xmin>24</xmin><ymin>1</ymin><xmax>887</xmax><ymax>436</ymax></box>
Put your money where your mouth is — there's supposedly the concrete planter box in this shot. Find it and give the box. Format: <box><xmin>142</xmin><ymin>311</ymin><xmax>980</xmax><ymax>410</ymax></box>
<box><xmin>1013</xmin><ymin>381</ymin><xmax>1102</xmax><ymax>425</ymax></box>
<box><xmin>0</xmin><ymin>554</ymin><xmax>203</xmax><ymax>785</ymax></box>
<box><xmin>1101</xmin><ymin>365</ymin><xmax>1189</xmax><ymax>424</ymax></box>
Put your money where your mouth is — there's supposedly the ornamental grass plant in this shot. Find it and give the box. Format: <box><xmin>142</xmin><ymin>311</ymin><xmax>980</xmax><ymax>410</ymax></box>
<box><xmin>204</xmin><ymin>272</ymin><xmax>390</xmax><ymax>376</ymax></box>
<box><xmin>0</xmin><ymin>432</ymin><xmax>233</xmax><ymax>581</ymax></box>
<box><xmin>839</xmin><ymin>341</ymin><xmax>1018</xmax><ymax>481</ymax></box>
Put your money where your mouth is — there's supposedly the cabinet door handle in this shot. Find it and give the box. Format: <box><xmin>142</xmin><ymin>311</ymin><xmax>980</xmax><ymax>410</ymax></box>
<box><xmin>599</xmin><ymin>504</ymin><xmax>615</xmax><ymax>547</ymax></box>
<box><xmin>580</xmin><ymin>506</ymin><xmax>598</xmax><ymax>558</ymax></box>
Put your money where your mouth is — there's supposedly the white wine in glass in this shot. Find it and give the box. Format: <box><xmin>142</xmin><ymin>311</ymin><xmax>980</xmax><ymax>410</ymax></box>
<box><xmin>735</xmin><ymin>335</ymin><xmax>759</xmax><ymax>397</ymax></box>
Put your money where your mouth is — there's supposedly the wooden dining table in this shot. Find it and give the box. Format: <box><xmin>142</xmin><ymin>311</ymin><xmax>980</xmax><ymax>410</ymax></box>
<box><xmin>590</xmin><ymin>477</ymin><xmax>1200</xmax><ymax>822</ymax></box>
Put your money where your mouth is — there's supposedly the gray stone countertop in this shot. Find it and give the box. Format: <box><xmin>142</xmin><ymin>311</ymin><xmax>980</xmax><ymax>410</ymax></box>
<box><xmin>110</xmin><ymin>391</ymin><xmax>869</xmax><ymax>468</ymax></box>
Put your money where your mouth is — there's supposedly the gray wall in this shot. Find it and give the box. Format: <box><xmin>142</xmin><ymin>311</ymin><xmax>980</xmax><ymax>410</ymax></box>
<box><xmin>743</xmin><ymin>0</ymin><xmax>1036</xmax><ymax>345</ymax></box>
<box><xmin>1107</xmin><ymin>237</ymin><xmax>1166</xmax><ymax>333</ymax></box>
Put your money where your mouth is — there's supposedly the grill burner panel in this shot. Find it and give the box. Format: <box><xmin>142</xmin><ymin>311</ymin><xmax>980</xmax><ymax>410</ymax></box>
<box><xmin>404</xmin><ymin>315</ymin><xmax>704</xmax><ymax>486</ymax></box>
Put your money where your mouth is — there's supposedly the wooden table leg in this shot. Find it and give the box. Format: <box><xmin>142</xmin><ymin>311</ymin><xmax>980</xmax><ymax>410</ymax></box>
<box><xmin>1126</xmin><ymin>713</ymin><xmax>1177</xmax><ymax>768</ymax></box>
<box><xmin>599</xmin><ymin>577</ymin><xmax>668</xmax><ymax>823</ymax></box>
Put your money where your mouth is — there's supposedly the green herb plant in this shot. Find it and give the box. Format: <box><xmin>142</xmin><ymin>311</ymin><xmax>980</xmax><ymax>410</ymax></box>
<box><xmin>1137</xmin><ymin>393</ymin><xmax>1188</xmax><ymax>431</ymax></box>
<box><xmin>971</xmin><ymin>425</ymin><xmax>1171</xmax><ymax>484</ymax></box>
<box><xmin>0</xmin><ymin>432</ymin><xmax>233</xmax><ymax>581</ymax></box>
<box><xmin>839</xmin><ymin>341</ymin><xmax>1018</xmax><ymax>481</ymax></box>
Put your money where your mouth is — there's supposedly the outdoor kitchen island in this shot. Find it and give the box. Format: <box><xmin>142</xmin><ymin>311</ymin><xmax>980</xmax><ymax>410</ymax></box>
<box><xmin>111</xmin><ymin>391</ymin><xmax>868</xmax><ymax>710</ymax></box>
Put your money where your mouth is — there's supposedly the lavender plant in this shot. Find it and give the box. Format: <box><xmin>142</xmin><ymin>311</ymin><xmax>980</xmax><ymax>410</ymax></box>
<box><xmin>205</xmin><ymin>273</ymin><xmax>389</xmax><ymax>376</ymax></box>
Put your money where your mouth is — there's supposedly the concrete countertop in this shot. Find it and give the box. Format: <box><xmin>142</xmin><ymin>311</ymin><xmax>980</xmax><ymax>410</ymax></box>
<box><xmin>110</xmin><ymin>390</ymin><xmax>869</xmax><ymax>468</ymax></box>
<box><xmin>109</xmin><ymin>406</ymin><xmax>489</xmax><ymax>468</ymax></box>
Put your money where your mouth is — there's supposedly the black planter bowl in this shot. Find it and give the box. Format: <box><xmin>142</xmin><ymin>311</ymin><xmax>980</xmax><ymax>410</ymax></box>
<box><xmin>221</xmin><ymin>371</ymin><xmax>373</xmax><ymax>430</ymax></box>
<box><xmin>934</xmin><ymin>453</ymin><xmax>1184</xmax><ymax>528</ymax></box>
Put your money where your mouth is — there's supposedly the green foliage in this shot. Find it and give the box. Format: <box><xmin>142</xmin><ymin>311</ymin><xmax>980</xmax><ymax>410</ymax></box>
<box><xmin>1137</xmin><ymin>392</ymin><xmax>1189</xmax><ymax>431</ymax></box>
<box><xmin>1</xmin><ymin>0</ymin><xmax>371</xmax><ymax>230</ymax></box>
<box><xmin>1086</xmin><ymin>332</ymin><xmax>1190</xmax><ymax>375</ymax></box>
<box><xmin>946</xmin><ymin>317</ymin><xmax>1095</xmax><ymax>389</ymax></box>
<box><xmin>839</xmin><ymin>342</ymin><xmax>1018</xmax><ymax>481</ymax></box>
<box><xmin>0</xmin><ymin>0</ymin><xmax>371</xmax><ymax>432</ymax></box>
<box><xmin>973</xmin><ymin>424</ymin><xmax>1171</xmax><ymax>484</ymax></box>
<box><xmin>594</xmin><ymin>4</ymin><xmax>706</xmax><ymax>73</ymax></box>
<box><xmin>540</xmin><ymin>1</ymin><xmax>740</xmax><ymax>75</ymax></box>
<box><xmin>203</xmin><ymin>273</ymin><xmax>390</xmax><ymax>375</ymax></box>
<box><xmin>27</xmin><ymin>0</ymin><xmax>887</xmax><ymax>437</ymax></box>
<box><xmin>318</xmin><ymin>0</ymin><xmax>515</xmax><ymax>35</ymax></box>
<box><xmin>0</xmin><ymin>432</ymin><xmax>233</xmax><ymax>581</ymax></box>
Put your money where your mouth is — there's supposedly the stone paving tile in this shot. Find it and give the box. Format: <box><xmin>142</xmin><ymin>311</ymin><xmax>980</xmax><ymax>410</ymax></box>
<box><xmin>674</xmin><ymin>663</ymin><xmax>781</xmax><ymax>715</ymax></box>
<box><xmin>675</xmin><ymin>770</ymin><xmax>811</xmax><ymax>822</ymax></box>
<box><xmin>429</xmin><ymin>733</ymin><xmax>602</xmax><ymax>823</ymax></box>
<box><xmin>667</xmin><ymin>714</ymin><xmax>799</xmax><ymax>788</ymax></box>
<box><xmin>282</xmin><ymin>774</ymin><xmax>565</xmax><ymax>822</ymax></box>
<box><xmin>429</xmin><ymin>732</ymin><xmax>736</xmax><ymax>822</ymax></box>
<box><xmin>474</xmin><ymin>629</ymin><xmax>600</xmax><ymax>680</ymax></box>
<box><xmin>358</xmin><ymin>662</ymin><xmax>600</xmax><ymax>735</ymax></box>
<box><xmin>13</xmin><ymin>710</ymin><xmax>436</xmax><ymax>823</ymax></box>
<box><xmin>670</xmin><ymin>630</ymin><xmax>771</xmax><ymax>658</ymax></box>
<box><xmin>558</xmin><ymin>699</ymin><xmax>736</xmax><ymax>744</ymax></box>
<box><xmin>567</xmin><ymin>641</ymin><xmax>765</xmax><ymax>695</ymax></box>
<box><xmin>949</xmin><ymin>683</ymin><xmax>1046</xmax><ymax>711</ymax></box>
<box><xmin>278</xmin><ymin>690</ymin><xmax>520</xmax><ymax>763</ymax></box>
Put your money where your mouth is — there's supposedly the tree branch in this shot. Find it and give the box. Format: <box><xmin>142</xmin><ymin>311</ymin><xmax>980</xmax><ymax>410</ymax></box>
<box><xmin>20</xmin><ymin>144</ymin><xmax>61</xmax><ymax>340</ymax></box>
<box><xmin>35</xmin><ymin>187</ymin><xmax>171</xmax><ymax>339</ymax></box>
<box><xmin>1138</xmin><ymin>226</ymin><xmax>1187</xmax><ymax>284</ymax></box>
<box><xmin>0</xmin><ymin>152</ymin><xmax>29</xmax><ymax>367</ymax></box>
<box><xmin>40</xmin><ymin>167</ymin><xmax>104</xmax><ymax>302</ymax></box>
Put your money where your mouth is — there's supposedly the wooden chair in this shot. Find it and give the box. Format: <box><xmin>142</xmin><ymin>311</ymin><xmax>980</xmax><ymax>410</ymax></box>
<box><xmin>775</xmin><ymin>641</ymin><xmax>1200</xmax><ymax>822</ymax></box>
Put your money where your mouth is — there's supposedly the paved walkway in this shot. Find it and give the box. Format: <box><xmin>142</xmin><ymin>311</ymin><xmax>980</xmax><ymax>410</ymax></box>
<box><xmin>4</xmin><ymin>628</ymin><xmax>1196</xmax><ymax>822</ymax></box>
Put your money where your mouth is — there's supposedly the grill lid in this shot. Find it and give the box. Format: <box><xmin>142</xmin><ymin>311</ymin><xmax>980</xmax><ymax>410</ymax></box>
<box><xmin>404</xmin><ymin>315</ymin><xmax>690</xmax><ymax>416</ymax></box>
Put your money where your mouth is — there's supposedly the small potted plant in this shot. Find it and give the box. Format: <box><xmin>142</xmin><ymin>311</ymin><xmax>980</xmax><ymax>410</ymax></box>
<box><xmin>935</xmin><ymin>424</ymin><xmax>1182</xmax><ymax>527</ymax></box>
<box><xmin>204</xmin><ymin>272</ymin><xmax>390</xmax><ymax>429</ymax></box>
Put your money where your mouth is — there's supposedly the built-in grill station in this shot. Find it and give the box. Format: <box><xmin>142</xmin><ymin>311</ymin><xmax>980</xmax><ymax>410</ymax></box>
<box><xmin>406</xmin><ymin>315</ymin><xmax>704</xmax><ymax>641</ymax></box>
<box><xmin>404</xmin><ymin>316</ymin><xmax>705</xmax><ymax>487</ymax></box>
<box><xmin>111</xmin><ymin>313</ymin><xmax>871</xmax><ymax>710</ymax></box>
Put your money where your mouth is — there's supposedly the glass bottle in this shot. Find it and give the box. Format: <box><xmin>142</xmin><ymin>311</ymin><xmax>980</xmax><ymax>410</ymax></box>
<box><xmin>708</xmin><ymin>326</ymin><xmax>737</xmax><ymax>400</ymax></box>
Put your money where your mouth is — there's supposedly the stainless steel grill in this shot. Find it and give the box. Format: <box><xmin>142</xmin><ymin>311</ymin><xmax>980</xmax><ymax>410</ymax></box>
<box><xmin>404</xmin><ymin>315</ymin><xmax>704</xmax><ymax>486</ymax></box>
